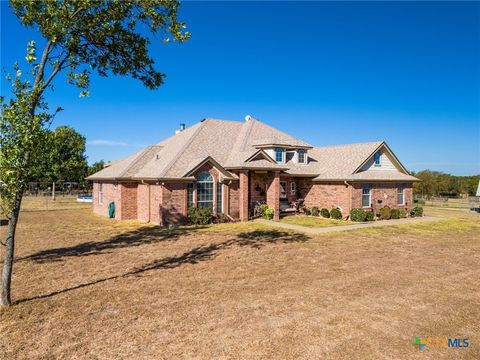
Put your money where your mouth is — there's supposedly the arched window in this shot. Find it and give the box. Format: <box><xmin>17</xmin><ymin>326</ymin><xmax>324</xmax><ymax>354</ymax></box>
<box><xmin>275</xmin><ymin>148</ymin><xmax>283</xmax><ymax>163</ymax></box>
<box><xmin>197</xmin><ymin>172</ymin><xmax>214</xmax><ymax>209</ymax></box>
<box><xmin>374</xmin><ymin>151</ymin><xmax>381</xmax><ymax>166</ymax></box>
<box><xmin>298</xmin><ymin>149</ymin><xmax>306</xmax><ymax>164</ymax></box>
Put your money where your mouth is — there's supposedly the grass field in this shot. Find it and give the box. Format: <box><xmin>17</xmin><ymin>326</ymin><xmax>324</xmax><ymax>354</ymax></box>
<box><xmin>279</xmin><ymin>214</ymin><xmax>352</xmax><ymax>227</ymax></box>
<box><xmin>0</xmin><ymin>206</ymin><xmax>479</xmax><ymax>359</ymax></box>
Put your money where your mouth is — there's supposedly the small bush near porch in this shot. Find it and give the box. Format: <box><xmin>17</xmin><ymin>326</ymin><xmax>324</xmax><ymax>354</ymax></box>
<box><xmin>279</xmin><ymin>214</ymin><xmax>352</xmax><ymax>228</ymax></box>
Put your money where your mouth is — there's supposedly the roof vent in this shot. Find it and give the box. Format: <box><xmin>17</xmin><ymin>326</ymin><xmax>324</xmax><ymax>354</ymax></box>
<box><xmin>175</xmin><ymin>123</ymin><xmax>186</xmax><ymax>134</ymax></box>
<box><xmin>245</xmin><ymin>115</ymin><xmax>252</xmax><ymax>122</ymax></box>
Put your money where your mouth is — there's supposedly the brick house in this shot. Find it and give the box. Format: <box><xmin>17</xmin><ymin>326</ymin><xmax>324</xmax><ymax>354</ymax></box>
<box><xmin>87</xmin><ymin>117</ymin><xmax>419</xmax><ymax>225</ymax></box>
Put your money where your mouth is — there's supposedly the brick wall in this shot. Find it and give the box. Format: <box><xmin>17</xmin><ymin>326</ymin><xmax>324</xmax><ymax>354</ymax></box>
<box><xmin>149</xmin><ymin>184</ymin><xmax>163</xmax><ymax>225</ymax></box>
<box><xmin>352</xmin><ymin>182</ymin><xmax>413</xmax><ymax>212</ymax></box>
<box><xmin>266</xmin><ymin>172</ymin><xmax>280</xmax><ymax>220</ymax></box>
<box><xmin>92</xmin><ymin>181</ymin><xmax>137</xmax><ymax>220</ymax></box>
<box><xmin>137</xmin><ymin>183</ymin><xmax>150</xmax><ymax>223</ymax></box>
<box><xmin>228</xmin><ymin>181</ymin><xmax>240</xmax><ymax>218</ymax></box>
<box><xmin>297</xmin><ymin>180</ymin><xmax>351</xmax><ymax>215</ymax></box>
<box><xmin>161</xmin><ymin>183</ymin><xmax>188</xmax><ymax>225</ymax></box>
<box><xmin>238</xmin><ymin>171</ymin><xmax>249</xmax><ymax>221</ymax></box>
<box><xmin>121</xmin><ymin>182</ymin><xmax>138</xmax><ymax>219</ymax></box>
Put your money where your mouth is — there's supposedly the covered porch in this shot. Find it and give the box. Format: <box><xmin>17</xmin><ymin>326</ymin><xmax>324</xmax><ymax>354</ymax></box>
<box><xmin>237</xmin><ymin>169</ymin><xmax>302</xmax><ymax>221</ymax></box>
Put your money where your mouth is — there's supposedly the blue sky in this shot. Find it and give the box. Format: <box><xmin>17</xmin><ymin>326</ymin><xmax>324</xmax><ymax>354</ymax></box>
<box><xmin>1</xmin><ymin>1</ymin><xmax>479</xmax><ymax>175</ymax></box>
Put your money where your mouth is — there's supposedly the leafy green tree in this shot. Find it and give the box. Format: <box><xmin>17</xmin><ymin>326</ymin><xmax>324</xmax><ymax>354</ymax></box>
<box><xmin>0</xmin><ymin>0</ymin><xmax>189</xmax><ymax>306</ymax></box>
<box><xmin>88</xmin><ymin>160</ymin><xmax>106</xmax><ymax>177</ymax></box>
<box><xmin>33</xmin><ymin>126</ymin><xmax>88</xmax><ymax>199</ymax></box>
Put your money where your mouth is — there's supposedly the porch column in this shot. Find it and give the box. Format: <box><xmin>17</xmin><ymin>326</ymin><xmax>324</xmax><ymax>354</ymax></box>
<box><xmin>267</xmin><ymin>171</ymin><xmax>280</xmax><ymax>220</ymax></box>
<box><xmin>239</xmin><ymin>171</ymin><xmax>249</xmax><ymax>221</ymax></box>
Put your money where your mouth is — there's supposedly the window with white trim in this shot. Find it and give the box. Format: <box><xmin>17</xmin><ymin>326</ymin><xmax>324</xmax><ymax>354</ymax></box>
<box><xmin>275</xmin><ymin>148</ymin><xmax>284</xmax><ymax>163</ymax></box>
<box><xmin>397</xmin><ymin>184</ymin><xmax>404</xmax><ymax>205</ymax></box>
<box><xmin>98</xmin><ymin>183</ymin><xmax>103</xmax><ymax>205</ymax></box>
<box><xmin>374</xmin><ymin>151</ymin><xmax>381</xmax><ymax>166</ymax></box>
<box><xmin>298</xmin><ymin>149</ymin><xmax>306</xmax><ymax>164</ymax></box>
<box><xmin>216</xmin><ymin>182</ymin><xmax>223</xmax><ymax>213</ymax></box>
<box><xmin>362</xmin><ymin>184</ymin><xmax>371</xmax><ymax>207</ymax></box>
<box><xmin>290</xmin><ymin>182</ymin><xmax>296</xmax><ymax>195</ymax></box>
<box><xmin>196</xmin><ymin>172</ymin><xmax>214</xmax><ymax>209</ymax></box>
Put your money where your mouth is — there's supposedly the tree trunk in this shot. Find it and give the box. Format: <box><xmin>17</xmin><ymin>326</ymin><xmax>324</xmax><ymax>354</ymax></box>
<box><xmin>52</xmin><ymin>181</ymin><xmax>56</xmax><ymax>201</ymax></box>
<box><xmin>1</xmin><ymin>190</ymin><xmax>23</xmax><ymax>306</ymax></box>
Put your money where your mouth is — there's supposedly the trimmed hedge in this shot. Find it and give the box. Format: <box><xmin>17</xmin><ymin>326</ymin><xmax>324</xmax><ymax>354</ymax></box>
<box><xmin>365</xmin><ymin>210</ymin><xmax>375</xmax><ymax>221</ymax></box>
<box><xmin>330</xmin><ymin>208</ymin><xmax>342</xmax><ymax>220</ymax></box>
<box><xmin>410</xmin><ymin>206</ymin><xmax>423</xmax><ymax>217</ymax></box>
<box><xmin>350</xmin><ymin>208</ymin><xmax>366</xmax><ymax>222</ymax></box>
<box><xmin>399</xmin><ymin>209</ymin><xmax>407</xmax><ymax>218</ymax></box>
<box><xmin>311</xmin><ymin>206</ymin><xmax>320</xmax><ymax>217</ymax></box>
<box><xmin>188</xmin><ymin>207</ymin><xmax>213</xmax><ymax>225</ymax></box>
<box><xmin>320</xmin><ymin>208</ymin><xmax>330</xmax><ymax>218</ymax></box>
<box><xmin>390</xmin><ymin>208</ymin><xmax>400</xmax><ymax>219</ymax></box>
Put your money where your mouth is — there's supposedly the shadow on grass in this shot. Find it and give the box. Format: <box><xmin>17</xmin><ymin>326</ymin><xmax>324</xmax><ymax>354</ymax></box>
<box><xmin>18</xmin><ymin>226</ymin><xmax>207</xmax><ymax>263</ymax></box>
<box><xmin>16</xmin><ymin>229</ymin><xmax>309</xmax><ymax>305</ymax></box>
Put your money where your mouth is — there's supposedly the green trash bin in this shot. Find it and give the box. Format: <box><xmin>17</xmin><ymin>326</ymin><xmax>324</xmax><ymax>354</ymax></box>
<box><xmin>108</xmin><ymin>202</ymin><xmax>115</xmax><ymax>219</ymax></box>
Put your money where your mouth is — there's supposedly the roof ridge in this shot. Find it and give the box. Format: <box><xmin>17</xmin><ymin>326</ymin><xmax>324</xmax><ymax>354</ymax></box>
<box><xmin>116</xmin><ymin>147</ymin><xmax>152</xmax><ymax>179</ymax></box>
<box><xmin>202</xmin><ymin>117</ymin><xmax>244</xmax><ymax>124</ymax></box>
<box><xmin>239</xmin><ymin>118</ymin><xmax>256</xmax><ymax>151</ymax></box>
<box><xmin>157</xmin><ymin>120</ymin><xmax>208</xmax><ymax>178</ymax></box>
<box><xmin>314</xmin><ymin>141</ymin><xmax>384</xmax><ymax>149</ymax></box>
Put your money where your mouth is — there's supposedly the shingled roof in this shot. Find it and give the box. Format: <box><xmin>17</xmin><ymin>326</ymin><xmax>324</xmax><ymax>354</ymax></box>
<box><xmin>87</xmin><ymin>118</ymin><xmax>418</xmax><ymax>182</ymax></box>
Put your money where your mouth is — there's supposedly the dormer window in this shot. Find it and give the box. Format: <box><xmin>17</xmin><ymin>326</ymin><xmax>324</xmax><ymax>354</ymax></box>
<box><xmin>374</xmin><ymin>151</ymin><xmax>381</xmax><ymax>166</ymax></box>
<box><xmin>275</xmin><ymin>148</ymin><xmax>284</xmax><ymax>163</ymax></box>
<box><xmin>298</xmin><ymin>149</ymin><xmax>306</xmax><ymax>164</ymax></box>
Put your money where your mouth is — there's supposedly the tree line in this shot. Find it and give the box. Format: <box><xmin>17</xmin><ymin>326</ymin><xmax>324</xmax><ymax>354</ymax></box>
<box><xmin>411</xmin><ymin>170</ymin><xmax>479</xmax><ymax>198</ymax></box>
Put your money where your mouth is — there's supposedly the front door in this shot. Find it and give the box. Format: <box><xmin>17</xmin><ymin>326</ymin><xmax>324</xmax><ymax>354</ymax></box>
<box><xmin>280</xmin><ymin>181</ymin><xmax>287</xmax><ymax>199</ymax></box>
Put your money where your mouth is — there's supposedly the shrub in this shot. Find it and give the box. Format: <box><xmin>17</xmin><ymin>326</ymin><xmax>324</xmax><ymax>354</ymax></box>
<box><xmin>390</xmin><ymin>208</ymin><xmax>400</xmax><ymax>219</ymax></box>
<box><xmin>320</xmin><ymin>208</ymin><xmax>330</xmax><ymax>218</ymax></box>
<box><xmin>258</xmin><ymin>203</ymin><xmax>269</xmax><ymax>217</ymax></box>
<box><xmin>399</xmin><ymin>209</ymin><xmax>407</xmax><ymax>218</ymax></box>
<box><xmin>410</xmin><ymin>206</ymin><xmax>423</xmax><ymax>217</ymax></box>
<box><xmin>350</xmin><ymin>208</ymin><xmax>366</xmax><ymax>222</ymax></box>
<box><xmin>301</xmin><ymin>206</ymin><xmax>311</xmax><ymax>215</ymax></box>
<box><xmin>365</xmin><ymin>210</ymin><xmax>374</xmax><ymax>221</ymax></box>
<box><xmin>311</xmin><ymin>206</ymin><xmax>320</xmax><ymax>217</ymax></box>
<box><xmin>379</xmin><ymin>206</ymin><xmax>391</xmax><ymax>220</ymax></box>
<box><xmin>330</xmin><ymin>208</ymin><xmax>342</xmax><ymax>220</ymax></box>
<box><xmin>188</xmin><ymin>207</ymin><xmax>213</xmax><ymax>225</ymax></box>
<box><xmin>215</xmin><ymin>213</ymin><xmax>229</xmax><ymax>223</ymax></box>
<box><xmin>263</xmin><ymin>206</ymin><xmax>275</xmax><ymax>220</ymax></box>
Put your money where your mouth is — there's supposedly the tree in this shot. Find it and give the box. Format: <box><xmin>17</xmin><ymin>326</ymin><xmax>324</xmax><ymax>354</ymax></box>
<box><xmin>32</xmin><ymin>126</ymin><xmax>88</xmax><ymax>199</ymax></box>
<box><xmin>0</xmin><ymin>0</ymin><xmax>190</xmax><ymax>306</ymax></box>
<box><xmin>88</xmin><ymin>160</ymin><xmax>106</xmax><ymax>177</ymax></box>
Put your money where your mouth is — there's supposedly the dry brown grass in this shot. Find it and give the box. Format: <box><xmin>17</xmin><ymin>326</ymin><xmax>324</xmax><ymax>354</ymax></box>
<box><xmin>0</xmin><ymin>207</ymin><xmax>479</xmax><ymax>359</ymax></box>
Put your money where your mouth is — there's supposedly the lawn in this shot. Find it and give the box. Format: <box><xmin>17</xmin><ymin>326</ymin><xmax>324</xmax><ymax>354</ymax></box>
<box><xmin>0</xmin><ymin>207</ymin><xmax>479</xmax><ymax>359</ymax></box>
<box><xmin>279</xmin><ymin>214</ymin><xmax>352</xmax><ymax>227</ymax></box>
